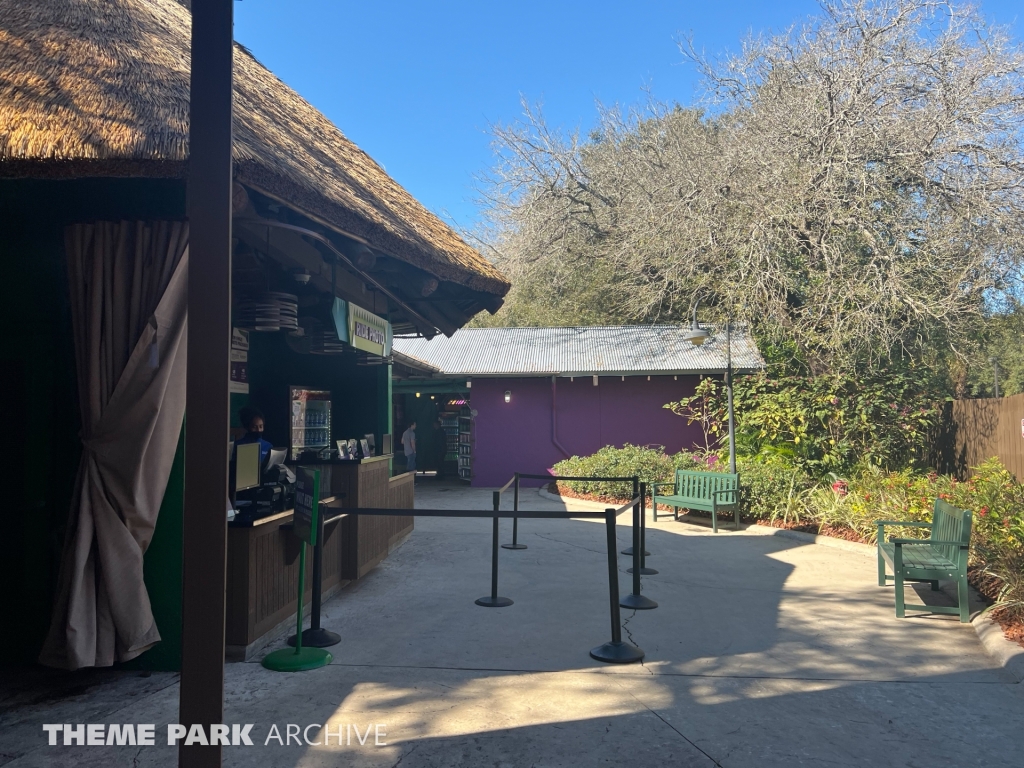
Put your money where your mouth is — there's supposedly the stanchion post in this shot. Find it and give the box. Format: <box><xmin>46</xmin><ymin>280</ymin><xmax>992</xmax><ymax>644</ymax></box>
<box><xmin>640</xmin><ymin>486</ymin><xmax>647</xmax><ymax>566</ymax></box>
<box><xmin>263</xmin><ymin>539</ymin><xmax>332</xmax><ymax>671</ymax></box>
<box><xmin>503</xmin><ymin>472</ymin><xmax>527</xmax><ymax>550</ymax></box>
<box><xmin>294</xmin><ymin>546</ymin><xmax>306</xmax><ymax>653</ymax></box>
<box><xmin>622</xmin><ymin>476</ymin><xmax>648</xmax><ymax>557</ymax></box>
<box><xmin>311</xmin><ymin>515</ymin><xmax>322</xmax><ymax>631</ymax></box>
<box><xmin>288</xmin><ymin>507</ymin><xmax>340</xmax><ymax>648</ymax></box>
<box><xmin>620</xmin><ymin>493</ymin><xmax>657</xmax><ymax>610</ymax></box>
<box><xmin>477</xmin><ymin>491</ymin><xmax>513</xmax><ymax>607</ymax></box>
<box><xmin>633</xmin><ymin>503</ymin><xmax>642</xmax><ymax>592</ymax></box>
<box><xmin>513</xmin><ymin>473</ymin><xmax>519</xmax><ymax>545</ymax></box>
<box><xmin>629</xmin><ymin>482</ymin><xmax>658</xmax><ymax>576</ymax></box>
<box><xmin>590</xmin><ymin>509</ymin><xmax>644</xmax><ymax>663</ymax></box>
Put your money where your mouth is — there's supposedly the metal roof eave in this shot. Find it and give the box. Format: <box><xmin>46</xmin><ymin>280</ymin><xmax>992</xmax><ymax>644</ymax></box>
<box><xmin>392</xmin><ymin>367</ymin><xmax>763</xmax><ymax>380</ymax></box>
<box><xmin>391</xmin><ymin>349</ymin><xmax>442</xmax><ymax>375</ymax></box>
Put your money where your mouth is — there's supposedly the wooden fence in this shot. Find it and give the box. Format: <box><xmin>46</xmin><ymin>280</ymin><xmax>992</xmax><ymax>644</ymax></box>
<box><xmin>934</xmin><ymin>393</ymin><xmax>1024</xmax><ymax>481</ymax></box>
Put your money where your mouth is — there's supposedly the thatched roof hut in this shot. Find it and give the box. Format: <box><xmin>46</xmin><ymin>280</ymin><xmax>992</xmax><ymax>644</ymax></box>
<box><xmin>0</xmin><ymin>0</ymin><xmax>509</xmax><ymax>302</ymax></box>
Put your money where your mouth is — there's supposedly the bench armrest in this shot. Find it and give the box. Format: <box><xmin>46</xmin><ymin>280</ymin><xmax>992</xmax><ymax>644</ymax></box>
<box><xmin>711</xmin><ymin>488</ymin><xmax>738</xmax><ymax>497</ymax></box>
<box><xmin>890</xmin><ymin>537</ymin><xmax>967</xmax><ymax>547</ymax></box>
<box><xmin>875</xmin><ymin>520</ymin><xmax>932</xmax><ymax>527</ymax></box>
<box><xmin>651</xmin><ymin>482</ymin><xmax>674</xmax><ymax>492</ymax></box>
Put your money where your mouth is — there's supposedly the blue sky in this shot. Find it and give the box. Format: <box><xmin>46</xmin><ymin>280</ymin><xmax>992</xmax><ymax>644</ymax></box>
<box><xmin>235</xmin><ymin>1</ymin><xmax>1022</xmax><ymax>231</ymax></box>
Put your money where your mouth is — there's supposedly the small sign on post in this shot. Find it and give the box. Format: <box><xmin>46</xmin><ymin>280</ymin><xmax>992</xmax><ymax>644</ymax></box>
<box><xmin>262</xmin><ymin>467</ymin><xmax>332</xmax><ymax>672</ymax></box>
<box><xmin>292</xmin><ymin>467</ymin><xmax>320</xmax><ymax>546</ymax></box>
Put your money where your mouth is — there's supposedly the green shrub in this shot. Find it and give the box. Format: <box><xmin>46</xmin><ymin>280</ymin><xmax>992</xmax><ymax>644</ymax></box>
<box><xmin>552</xmin><ymin>444</ymin><xmax>675</xmax><ymax>500</ymax></box>
<box><xmin>809</xmin><ymin>465</ymin><xmax>938</xmax><ymax>542</ymax></box>
<box><xmin>552</xmin><ymin>444</ymin><xmax>720</xmax><ymax>500</ymax></box>
<box><xmin>734</xmin><ymin>455</ymin><xmax>813</xmax><ymax>523</ymax></box>
<box><xmin>951</xmin><ymin>459</ymin><xmax>1024</xmax><ymax>562</ymax></box>
<box><xmin>808</xmin><ymin>459</ymin><xmax>1024</xmax><ymax>547</ymax></box>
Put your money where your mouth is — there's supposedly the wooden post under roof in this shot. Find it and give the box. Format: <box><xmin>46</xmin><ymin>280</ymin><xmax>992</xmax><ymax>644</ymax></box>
<box><xmin>180</xmin><ymin>1</ymin><xmax>233</xmax><ymax>766</ymax></box>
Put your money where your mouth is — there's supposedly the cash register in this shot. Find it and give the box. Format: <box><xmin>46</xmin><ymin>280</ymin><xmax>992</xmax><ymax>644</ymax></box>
<box><xmin>231</xmin><ymin>444</ymin><xmax>294</xmax><ymax>523</ymax></box>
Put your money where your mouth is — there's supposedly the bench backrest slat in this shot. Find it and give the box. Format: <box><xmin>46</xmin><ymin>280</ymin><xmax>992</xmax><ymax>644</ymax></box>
<box><xmin>675</xmin><ymin>469</ymin><xmax>738</xmax><ymax>498</ymax></box>
<box><xmin>930</xmin><ymin>499</ymin><xmax>972</xmax><ymax>563</ymax></box>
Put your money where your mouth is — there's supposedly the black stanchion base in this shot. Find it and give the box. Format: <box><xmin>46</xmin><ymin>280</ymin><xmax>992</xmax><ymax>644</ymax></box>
<box><xmin>590</xmin><ymin>640</ymin><xmax>645</xmax><ymax>664</ymax></box>
<box><xmin>287</xmin><ymin>627</ymin><xmax>341</xmax><ymax>648</ymax></box>
<box><xmin>627</xmin><ymin>566</ymin><xmax>659</xmax><ymax>575</ymax></box>
<box><xmin>501</xmin><ymin>543</ymin><xmax>528</xmax><ymax>550</ymax></box>
<box><xmin>621</xmin><ymin>547</ymin><xmax>650</xmax><ymax>557</ymax></box>
<box><xmin>475</xmin><ymin>596</ymin><xmax>514</xmax><ymax>607</ymax></box>
<box><xmin>619</xmin><ymin>593</ymin><xmax>658</xmax><ymax>610</ymax></box>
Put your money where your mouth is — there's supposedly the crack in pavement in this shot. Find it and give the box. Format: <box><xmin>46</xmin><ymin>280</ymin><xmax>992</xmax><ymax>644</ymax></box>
<box><xmin>620</xmin><ymin>687</ymin><xmax>724</xmax><ymax>767</ymax></box>
<box><xmin>619</xmin><ymin>609</ymin><xmax>653</xmax><ymax>674</ymax></box>
<box><xmin>531</xmin><ymin>532</ymin><xmax>606</xmax><ymax>556</ymax></box>
<box><xmin>390</xmin><ymin>743</ymin><xmax>419</xmax><ymax>768</ymax></box>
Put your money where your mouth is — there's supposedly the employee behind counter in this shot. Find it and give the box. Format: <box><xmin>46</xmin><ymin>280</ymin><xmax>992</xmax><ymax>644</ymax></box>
<box><xmin>236</xmin><ymin>406</ymin><xmax>273</xmax><ymax>465</ymax></box>
<box><xmin>231</xmin><ymin>406</ymin><xmax>293</xmax><ymax>522</ymax></box>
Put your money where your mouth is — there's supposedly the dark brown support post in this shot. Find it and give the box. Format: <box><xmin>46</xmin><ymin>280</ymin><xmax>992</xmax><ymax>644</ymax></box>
<box><xmin>180</xmin><ymin>2</ymin><xmax>234</xmax><ymax>767</ymax></box>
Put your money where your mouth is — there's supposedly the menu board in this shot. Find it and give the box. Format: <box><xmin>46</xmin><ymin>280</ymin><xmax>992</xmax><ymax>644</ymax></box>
<box><xmin>293</xmin><ymin>467</ymin><xmax>321</xmax><ymax>545</ymax></box>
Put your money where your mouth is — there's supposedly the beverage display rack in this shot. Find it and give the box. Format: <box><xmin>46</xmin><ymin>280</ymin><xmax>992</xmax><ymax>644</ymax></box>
<box><xmin>458</xmin><ymin>406</ymin><xmax>472</xmax><ymax>482</ymax></box>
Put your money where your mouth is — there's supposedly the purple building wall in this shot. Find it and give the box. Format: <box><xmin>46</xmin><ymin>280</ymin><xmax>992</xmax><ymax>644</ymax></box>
<box><xmin>469</xmin><ymin>376</ymin><xmax>706</xmax><ymax>487</ymax></box>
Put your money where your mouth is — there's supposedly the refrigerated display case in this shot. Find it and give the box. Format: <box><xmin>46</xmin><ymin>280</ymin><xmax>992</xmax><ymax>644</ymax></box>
<box><xmin>440</xmin><ymin>413</ymin><xmax>460</xmax><ymax>461</ymax></box>
<box><xmin>289</xmin><ymin>386</ymin><xmax>332</xmax><ymax>461</ymax></box>
<box><xmin>458</xmin><ymin>406</ymin><xmax>472</xmax><ymax>481</ymax></box>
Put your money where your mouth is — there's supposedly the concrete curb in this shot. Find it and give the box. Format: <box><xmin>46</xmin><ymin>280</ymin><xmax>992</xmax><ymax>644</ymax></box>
<box><xmin>972</xmin><ymin>608</ymin><xmax>1024</xmax><ymax>683</ymax></box>
<box><xmin>539</xmin><ymin>485</ymin><xmax>1024</xmax><ymax>681</ymax></box>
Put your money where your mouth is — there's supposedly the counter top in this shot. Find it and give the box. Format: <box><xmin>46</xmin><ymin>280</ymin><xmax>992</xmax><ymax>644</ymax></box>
<box><xmin>229</xmin><ymin>509</ymin><xmax>292</xmax><ymax>528</ymax></box>
<box><xmin>228</xmin><ymin>496</ymin><xmax>348</xmax><ymax>528</ymax></box>
<box><xmin>287</xmin><ymin>453</ymin><xmax>393</xmax><ymax>466</ymax></box>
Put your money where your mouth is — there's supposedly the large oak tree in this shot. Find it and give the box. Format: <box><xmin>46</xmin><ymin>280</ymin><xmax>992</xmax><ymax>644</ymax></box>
<box><xmin>476</xmin><ymin>0</ymin><xmax>1024</xmax><ymax>374</ymax></box>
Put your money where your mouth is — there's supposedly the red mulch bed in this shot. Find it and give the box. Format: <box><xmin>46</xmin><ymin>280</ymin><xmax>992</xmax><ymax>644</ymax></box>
<box><xmin>549</xmin><ymin>482</ymin><xmax>1024</xmax><ymax>648</ymax></box>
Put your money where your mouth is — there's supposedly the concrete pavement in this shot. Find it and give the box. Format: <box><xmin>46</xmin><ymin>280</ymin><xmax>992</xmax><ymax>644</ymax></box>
<box><xmin>2</xmin><ymin>482</ymin><xmax>1020</xmax><ymax>767</ymax></box>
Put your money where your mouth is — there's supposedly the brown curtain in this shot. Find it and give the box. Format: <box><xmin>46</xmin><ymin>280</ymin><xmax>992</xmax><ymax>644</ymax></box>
<box><xmin>40</xmin><ymin>221</ymin><xmax>189</xmax><ymax>670</ymax></box>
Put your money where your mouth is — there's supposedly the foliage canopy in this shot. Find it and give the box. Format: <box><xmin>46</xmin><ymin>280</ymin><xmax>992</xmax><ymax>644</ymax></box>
<box><xmin>475</xmin><ymin>0</ymin><xmax>1024</xmax><ymax>375</ymax></box>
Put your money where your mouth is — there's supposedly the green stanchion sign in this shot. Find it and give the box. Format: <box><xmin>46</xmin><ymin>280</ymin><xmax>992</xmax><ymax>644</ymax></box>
<box><xmin>262</xmin><ymin>467</ymin><xmax>333</xmax><ymax>672</ymax></box>
<box><xmin>292</xmin><ymin>466</ymin><xmax>319</xmax><ymax>546</ymax></box>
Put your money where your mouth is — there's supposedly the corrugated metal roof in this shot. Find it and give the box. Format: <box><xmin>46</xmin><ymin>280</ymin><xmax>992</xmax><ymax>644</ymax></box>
<box><xmin>391</xmin><ymin>348</ymin><xmax>441</xmax><ymax>374</ymax></box>
<box><xmin>392</xmin><ymin>325</ymin><xmax>764</xmax><ymax>377</ymax></box>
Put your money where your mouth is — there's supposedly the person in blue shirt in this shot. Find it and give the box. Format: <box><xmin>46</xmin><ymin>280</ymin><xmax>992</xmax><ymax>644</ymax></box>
<box><xmin>237</xmin><ymin>405</ymin><xmax>273</xmax><ymax>465</ymax></box>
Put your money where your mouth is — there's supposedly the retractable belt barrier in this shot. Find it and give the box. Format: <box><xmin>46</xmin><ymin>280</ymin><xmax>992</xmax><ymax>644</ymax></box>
<box><xmin>337</xmin><ymin>498</ymin><xmax>646</xmax><ymax>663</ymax></box>
<box><xmin>502</xmin><ymin>473</ymin><xmax>658</xmax><ymax>602</ymax></box>
<box><xmin>505</xmin><ymin>473</ymin><xmax>642</xmax><ymax>552</ymax></box>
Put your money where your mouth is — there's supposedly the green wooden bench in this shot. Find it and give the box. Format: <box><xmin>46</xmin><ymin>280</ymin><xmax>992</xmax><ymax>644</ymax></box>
<box><xmin>652</xmin><ymin>469</ymin><xmax>740</xmax><ymax>533</ymax></box>
<box><xmin>876</xmin><ymin>499</ymin><xmax>973</xmax><ymax>623</ymax></box>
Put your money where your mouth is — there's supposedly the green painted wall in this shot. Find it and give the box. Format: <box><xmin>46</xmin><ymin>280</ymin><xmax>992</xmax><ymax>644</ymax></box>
<box><xmin>0</xmin><ymin>178</ymin><xmax>186</xmax><ymax>668</ymax></box>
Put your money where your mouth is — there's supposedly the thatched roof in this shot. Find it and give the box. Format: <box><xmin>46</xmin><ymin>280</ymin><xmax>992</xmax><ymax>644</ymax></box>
<box><xmin>0</xmin><ymin>0</ymin><xmax>509</xmax><ymax>296</ymax></box>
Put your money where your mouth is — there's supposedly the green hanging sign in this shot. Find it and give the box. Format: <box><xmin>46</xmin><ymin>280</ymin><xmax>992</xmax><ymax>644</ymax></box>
<box><xmin>348</xmin><ymin>303</ymin><xmax>389</xmax><ymax>356</ymax></box>
<box><xmin>331</xmin><ymin>298</ymin><xmax>349</xmax><ymax>344</ymax></box>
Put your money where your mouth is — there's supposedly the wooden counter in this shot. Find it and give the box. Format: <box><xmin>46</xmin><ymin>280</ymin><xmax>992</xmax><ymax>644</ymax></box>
<box><xmin>225</xmin><ymin>463</ymin><xmax>414</xmax><ymax>660</ymax></box>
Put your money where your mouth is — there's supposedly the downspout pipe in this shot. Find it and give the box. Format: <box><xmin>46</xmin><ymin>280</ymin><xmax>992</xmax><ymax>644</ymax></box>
<box><xmin>551</xmin><ymin>375</ymin><xmax>571</xmax><ymax>458</ymax></box>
